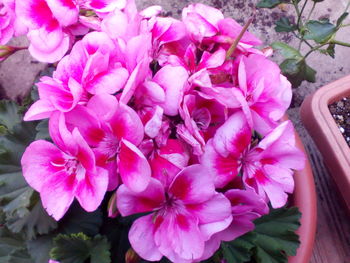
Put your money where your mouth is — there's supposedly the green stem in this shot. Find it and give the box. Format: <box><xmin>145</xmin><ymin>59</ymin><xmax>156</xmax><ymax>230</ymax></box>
<box><xmin>345</xmin><ymin>1</ymin><xmax>350</xmax><ymax>12</ymax></box>
<box><xmin>306</xmin><ymin>2</ymin><xmax>316</xmax><ymax>21</ymax></box>
<box><xmin>292</xmin><ymin>32</ymin><xmax>313</xmax><ymax>49</ymax></box>
<box><xmin>297</xmin><ymin>0</ymin><xmax>308</xmax><ymax>28</ymax></box>
<box><xmin>292</xmin><ymin>1</ymin><xmax>301</xmax><ymax>29</ymax></box>
<box><xmin>330</xmin><ymin>40</ymin><xmax>350</xmax><ymax>47</ymax></box>
<box><xmin>303</xmin><ymin>43</ymin><xmax>329</xmax><ymax>59</ymax></box>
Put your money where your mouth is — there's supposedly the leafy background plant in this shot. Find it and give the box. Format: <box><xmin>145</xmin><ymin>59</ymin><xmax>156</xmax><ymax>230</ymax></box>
<box><xmin>257</xmin><ymin>0</ymin><xmax>350</xmax><ymax>88</ymax></box>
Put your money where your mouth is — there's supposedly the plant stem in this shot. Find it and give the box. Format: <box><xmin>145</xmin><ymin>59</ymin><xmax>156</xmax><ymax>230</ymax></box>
<box><xmin>297</xmin><ymin>0</ymin><xmax>308</xmax><ymax>28</ymax></box>
<box><xmin>226</xmin><ymin>15</ymin><xmax>254</xmax><ymax>59</ymax></box>
<box><xmin>292</xmin><ymin>1</ymin><xmax>301</xmax><ymax>29</ymax></box>
<box><xmin>292</xmin><ymin>32</ymin><xmax>313</xmax><ymax>48</ymax></box>
<box><xmin>306</xmin><ymin>2</ymin><xmax>316</xmax><ymax>21</ymax></box>
<box><xmin>330</xmin><ymin>40</ymin><xmax>350</xmax><ymax>47</ymax></box>
<box><xmin>345</xmin><ymin>1</ymin><xmax>350</xmax><ymax>12</ymax></box>
<box><xmin>303</xmin><ymin>43</ymin><xmax>329</xmax><ymax>59</ymax></box>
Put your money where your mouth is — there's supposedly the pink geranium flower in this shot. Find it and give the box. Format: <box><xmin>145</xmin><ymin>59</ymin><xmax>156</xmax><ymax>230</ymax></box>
<box><xmin>202</xmin><ymin>111</ymin><xmax>304</xmax><ymax>208</ymax></box>
<box><xmin>0</xmin><ymin>0</ymin><xmax>27</xmax><ymax>44</ymax></box>
<box><xmin>24</xmin><ymin>32</ymin><xmax>130</xmax><ymax>121</ymax></box>
<box><xmin>64</xmin><ymin>94</ymin><xmax>151</xmax><ymax>192</ymax></box>
<box><xmin>182</xmin><ymin>3</ymin><xmax>261</xmax><ymax>49</ymax></box>
<box><xmin>16</xmin><ymin>0</ymin><xmax>126</xmax><ymax>62</ymax></box>
<box><xmin>199</xmin><ymin>189</ymin><xmax>268</xmax><ymax>261</ymax></box>
<box><xmin>21</xmin><ymin>112</ymin><xmax>108</xmax><ymax>220</ymax></box>
<box><xmin>232</xmin><ymin>54</ymin><xmax>292</xmax><ymax>134</ymax></box>
<box><xmin>117</xmin><ymin>165</ymin><xmax>232</xmax><ymax>262</ymax></box>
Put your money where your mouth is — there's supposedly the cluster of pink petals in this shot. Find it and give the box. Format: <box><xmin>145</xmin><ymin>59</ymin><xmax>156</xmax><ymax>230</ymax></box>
<box><xmin>19</xmin><ymin>1</ymin><xmax>305</xmax><ymax>262</ymax></box>
<box><xmin>0</xmin><ymin>0</ymin><xmax>26</xmax><ymax>44</ymax></box>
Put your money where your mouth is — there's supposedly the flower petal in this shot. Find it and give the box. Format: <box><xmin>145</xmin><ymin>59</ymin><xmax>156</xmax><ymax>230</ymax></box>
<box><xmin>21</xmin><ymin>140</ymin><xmax>65</xmax><ymax>192</ymax></box>
<box><xmin>118</xmin><ymin>139</ymin><xmax>151</xmax><ymax>192</ymax></box>
<box><xmin>41</xmin><ymin>170</ymin><xmax>76</xmax><ymax>220</ymax></box>
<box><xmin>169</xmin><ymin>164</ymin><xmax>215</xmax><ymax>204</ymax></box>
<box><xmin>129</xmin><ymin>215</ymin><xmax>163</xmax><ymax>261</ymax></box>
<box><xmin>75</xmin><ymin>167</ymin><xmax>109</xmax><ymax>212</ymax></box>
<box><xmin>117</xmin><ymin>178</ymin><xmax>165</xmax><ymax>216</ymax></box>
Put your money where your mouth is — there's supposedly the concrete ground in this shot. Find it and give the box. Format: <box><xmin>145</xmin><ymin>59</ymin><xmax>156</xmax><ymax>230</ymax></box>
<box><xmin>0</xmin><ymin>0</ymin><xmax>349</xmax><ymax>262</ymax></box>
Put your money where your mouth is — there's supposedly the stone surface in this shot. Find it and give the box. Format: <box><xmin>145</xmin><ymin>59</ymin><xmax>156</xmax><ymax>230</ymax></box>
<box><xmin>0</xmin><ymin>36</ymin><xmax>47</xmax><ymax>101</ymax></box>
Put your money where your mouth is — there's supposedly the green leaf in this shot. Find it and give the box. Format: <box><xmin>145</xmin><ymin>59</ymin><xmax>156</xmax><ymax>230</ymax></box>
<box><xmin>257</xmin><ymin>0</ymin><xmax>286</xmax><ymax>8</ymax></box>
<box><xmin>337</xmin><ymin>12</ymin><xmax>349</xmax><ymax>27</ymax></box>
<box><xmin>35</xmin><ymin>119</ymin><xmax>50</xmax><ymax>141</ymax></box>
<box><xmin>275</xmin><ymin>17</ymin><xmax>297</xmax><ymax>32</ymax></box>
<box><xmin>252</xmin><ymin>207</ymin><xmax>301</xmax><ymax>263</ymax></box>
<box><xmin>6</xmin><ymin>194</ymin><xmax>57</xmax><ymax>239</ymax></box>
<box><xmin>325</xmin><ymin>43</ymin><xmax>335</xmax><ymax>58</ymax></box>
<box><xmin>59</xmin><ymin>202</ymin><xmax>103</xmax><ymax>236</ymax></box>
<box><xmin>0</xmin><ymin>100</ymin><xmax>57</xmax><ymax>239</ymax></box>
<box><xmin>0</xmin><ymin>101</ymin><xmax>21</xmax><ymax>132</ymax></box>
<box><xmin>0</xmin><ymin>224</ymin><xmax>34</xmax><ymax>263</ymax></box>
<box><xmin>304</xmin><ymin>20</ymin><xmax>336</xmax><ymax>43</ymax></box>
<box><xmin>50</xmin><ymin>233</ymin><xmax>111</xmax><ymax>263</ymax></box>
<box><xmin>271</xmin><ymin>42</ymin><xmax>302</xmax><ymax>59</ymax></box>
<box><xmin>221</xmin><ymin>232</ymin><xmax>256</xmax><ymax>263</ymax></box>
<box><xmin>304</xmin><ymin>64</ymin><xmax>317</xmax><ymax>83</ymax></box>
<box><xmin>27</xmin><ymin>235</ymin><xmax>54</xmax><ymax>263</ymax></box>
<box><xmin>279</xmin><ymin>58</ymin><xmax>316</xmax><ymax>88</ymax></box>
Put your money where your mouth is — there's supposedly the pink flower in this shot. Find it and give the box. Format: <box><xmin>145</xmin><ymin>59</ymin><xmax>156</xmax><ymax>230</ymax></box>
<box><xmin>16</xmin><ymin>0</ymin><xmax>77</xmax><ymax>62</ymax></box>
<box><xmin>0</xmin><ymin>0</ymin><xmax>27</xmax><ymax>44</ymax></box>
<box><xmin>233</xmin><ymin>54</ymin><xmax>292</xmax><ymax>134</ymax></box>
<box><xmin>64</xmin><ymin>94</ymin><xmax>151</xmax><ymax>192</ymax></box>
<box><xmin>199</xmin><ymin>189</ymin><xmax>268</xmax><ymax>261</ymax></box>
<box><xmin>21</xmin><ymin>112</ymin><xmax>108</xmax><ymax>220</ymax></box>
<box><xmin>150</xmin><ymin>139</ymin><xmax>190</xmax><ymax>187</ymax></box>
<box><xmin>24</xmin><ymin>32</ymin><xmax>130</xmax><ymax>121</ymax></box>
<box><xmin>134</xmin><ymin>65</ymin><xmax>189</xmax><ymax>117</ymax></box>
<box><xmin>117</xmin><ymin>165</ymin><xmax>232</xmax><ymax>262</ymax></box>
<box><xmin>16</xmin><ymin>0</ymin><xmax>126</xmax><ymax>62</ymax></box>
<box><xmin>177</xmin><ymin>92</ymin><xmax>226</xmax><ymax>155</ymax></box>
<box><xmin>182</xmin><ymin>3</ymin><xmax>261</xmax><ymax>49</ymax></box>
<box><xmin>201</xmin><ymin>111</ymin><xmax>252</xmax><ymax>188</ymax></box>
<box><xmin>242</xmin><ymin>120</ymin><xmax>305</xmax><ymax>208</ymax></box>
<box><xmin>202</xmin><ymin>111</ymin><xmax>304</xmax><ymax>208</ymax></box>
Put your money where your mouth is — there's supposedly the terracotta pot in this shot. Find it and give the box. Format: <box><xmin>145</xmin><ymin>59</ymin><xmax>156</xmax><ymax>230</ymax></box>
<box><xmin>289</xmin><ymin>128</ymin><xmax>317</xmax><ymax>263</ymax></box>
<box><xmin>300</xmin><ymin>75</ymin><xmax>350</xmax><ymax>210</ymax></box>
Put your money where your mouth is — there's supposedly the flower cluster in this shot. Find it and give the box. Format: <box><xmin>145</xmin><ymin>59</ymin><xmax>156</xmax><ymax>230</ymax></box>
<box><xmin>16</xmin><ymin>0</ymin><xmax>305</xmax><ymax>262</ymax></box>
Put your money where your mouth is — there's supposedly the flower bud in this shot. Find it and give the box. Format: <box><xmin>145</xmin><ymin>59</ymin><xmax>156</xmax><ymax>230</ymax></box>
<box><xmin>0</xmin><ymin>45</ymin><xmax>15</xmax><ymax>62</ymax></box>
<box><xmin>125</xmin><ymin>248</ymin><xmax>141</xmax><ymax>263</ymax></box>
<box><xmin>107</xmin><ymin>192</ymin><xmax>119</xmax><ymax>218</ymax></box>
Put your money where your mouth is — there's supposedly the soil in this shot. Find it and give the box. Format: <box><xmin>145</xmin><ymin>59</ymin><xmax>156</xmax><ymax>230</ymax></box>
<box><xmin>329</xmin><ymin>97</ymin><xmax>350</xmax><ymax>147</ymax></box>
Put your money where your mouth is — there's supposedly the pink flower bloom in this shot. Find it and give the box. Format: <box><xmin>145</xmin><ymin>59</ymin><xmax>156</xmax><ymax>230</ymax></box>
<box><xmin>177</xmin><ymin>92</ymin><xmax>226</xmax><ymax>155</ymax></box>
<box><xmin>202</xmin><ymin>111</ymin><xmax>304</xmax><ymax>208</ymax></box>
<box><xmin>150</xmin><ymin>139</ymin><xmax>189</xmax><ymax>187</ymax></box>
<box><xmin>135</xmin><ymin>65</ymin><xmax>189</xmax><ymax>117</ymax></box>
<box><xmin>0</xmin><ymin>0</ymin><xmax>27</xmax><ymax>44</ymax></box>
<box><xmin>16</xmin><ymin>0</ymin><xmax>126</xmax><ymax>62</ymax></box>
<box><xmin>201</xmin><ymin>111</ymin><xmax>251</xmax><ymax>188</ymax></box>
<box><xmin>65</xmin><ymin>94</ymin><xmax>151</xmax><ymax>192</ymax></box>
<box><xmin>199</xmin><ymin>189</ymin><xmax>268</xmax><ymax>261</ymax></box>
<box><xmin>243</xmin><ymin>120</ymin><xmax>305</xmax><ymax>208</ymax></box>
<box><xmin>21</xmin><ymin>112</ymin><xmax>108</xmax><ymax>220</ymax></box>
<box><xmin>233</xmin><ymin>54</ymin><xmax>292</xmax><ymax>134</ymax></box>
<box><xmin>182</xmin><ymin>3</ymin><xmax>261</xmax><ymax>49</ymax></box>
<box><xmin>117</xmin><ymin>165</ymin><xmax>232</xmax><ymax>262</ymax></box>
<box><xmin>24</xmin><ymin>32</ymin><xmax>130</xmax><ymax>121</ymax></box>
<box><xmin>16</xmin><ymin>0</ymin><xmax>76</xmax><ymax>62</ymax></box>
